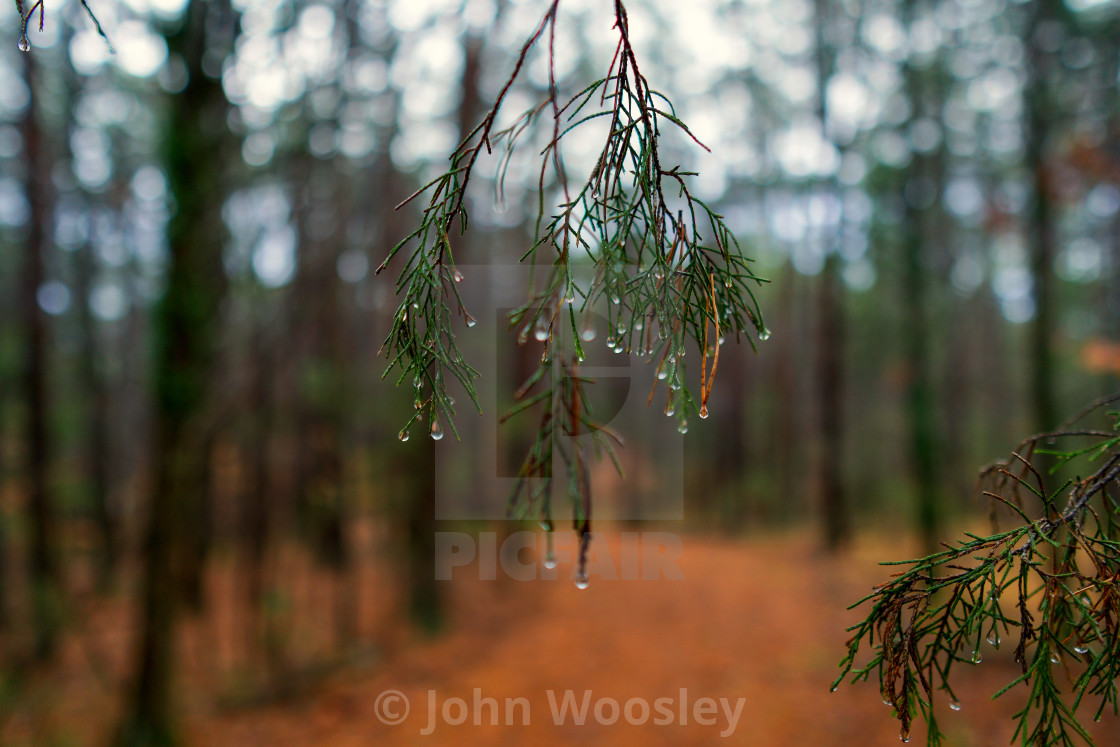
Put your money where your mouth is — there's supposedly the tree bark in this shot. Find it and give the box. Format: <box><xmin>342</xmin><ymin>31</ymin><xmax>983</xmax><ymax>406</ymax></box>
<box><xmin>117</xmin><ymin>2</ymin><xmax>234</xmax><ymax>743</ymax></box>
<box><xmin>813</xmin><ymin>0</ymin><xmax>849</xmax><ymax>550</ymax></box>
<box><xmin>19</xmin><ymin>44</ymin><xmax>61</xmax><ymax>663</ymax></box>
<box><xmin>901</xmin><ymin>0</ymin><xmax>945</xmax><ymax>553</ymax></box>
<box><xmin>1024</xmin><ymin>0</ymin><xmax>1061</xmax><ymax>434</ymax></box>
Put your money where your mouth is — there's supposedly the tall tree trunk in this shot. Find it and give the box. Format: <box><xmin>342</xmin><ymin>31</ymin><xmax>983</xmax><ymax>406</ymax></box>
<box><xmin>816</xmin><ymin>256</ymin><xmax>848</xmax><ymax>549</ymax></box>
<box><xmin>117</xmin><ymin>2</ymin><xmax>234</xmax><ymax>743</ymax></box>
<box><xmin>60</xmin><ymin>13</ymin><xmax>117</xmax><ymax>590</ymax></box>
<box><xmin>768</xmin><ymin>262</ymin><xmax>799</xmax><ymax>518</ymax></box>
<box><xmin>902</xmin><ymin>0</ymin><xmax>945</xmax><ymax>552</ymax></box>
<box><xmin>813</xmin><ymin>0</ymin><xmax>848</xmax><ymax>550</ymax></box>
<box><xmin>0</xmin><ymin>392</ymin><xmax>9</xmax><ymax>645</ymax></box>
<box><xmin>75</xmin><ymin>243</ymin><xmax>116</xmax><ymax>588</ymax></box>
<box><xmin>1024</xmin><ymin>0</ymin><xmax>1061</xmax><ymax>434</ymax></box>
<box><xmin>243</xmin><ymin>321</ymin><xmax>280</xmax><ymax>676</ymax></box>
<box><xmin>19</xmin><ymin>45</ymin><xmax>61</xmax><ymax>663</ymax></box>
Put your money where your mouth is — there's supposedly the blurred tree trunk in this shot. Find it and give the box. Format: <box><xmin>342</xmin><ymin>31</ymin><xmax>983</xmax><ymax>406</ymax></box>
<box><xmin>902</xmin><ymin>0</ymin><xmax>945</xmax><ymax>553</ymax></box>
<box><xmin>19</xmin><ymin>44</ymin><xmax>61</xmax><ymax>663</ymax></box>
<box><xmin>75</xmin><ymin>243</ymin><xmax>116</xmax><ymax>588</ymax></box>
<box><xmin>1024</xmin><ymin>0</ymin><xmax>1062</xmax><ymax>433</ymax></box>
<box><xmin>243</xmin><ymin>321</ymin><xmax>282</xmax><ymax>675</ymax></box>
<box><xmin>393</xmin><ymin>17</ymin><xmax>486</xmax><ymax>633</ymax></box>
<box><xmin>941</xmin><ymin>296</ymin><xmax>974</xmax><ymax>505</ymax></box>
<box><xmin>58</xmin><ymin>13</ymin><xmax>117</xmax><ymax>590</ymax></box>
<box><xmin>816</xmin><ymin>258</ymin><xmax>847</xmax><ymax>549</ymax></box>
<box><xmin>711</xmin><ymin>348</ymin><xmax>747</xmax><ymax>528</ymax></box>
<box><xmin>813</xmin><ymin>0</ymin><xmax>848</xmax><ymax>551</ymax></box>
<box><xmin>117</xmin><ymin>2</ymin><xmax>235</xmax><ymax>743</ymax></box>
<box><xmin>290</xmin><ymin>165</ymin><xmax>353</xmax><ymax>644</ymax></box>
<box><xmin>767</xmin><ymin>262</ymin><xmax>799</xmax><ymax>518</ymax></box>
<box><xmin>0</xmin><ymin>398</ymin><xmax>8</xmax><ymax>643</ymax></box>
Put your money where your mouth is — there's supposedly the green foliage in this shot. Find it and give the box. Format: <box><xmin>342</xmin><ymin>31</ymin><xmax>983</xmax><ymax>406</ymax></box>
<box><xmin>836</xmin><ymin>394</ymin><xmax>1120</xmax><ymax>746</ymax></box>
<box><xmin>378</xmin><ymin>0</ymin><xmax>767</xmax><ymax>580</ymax></box>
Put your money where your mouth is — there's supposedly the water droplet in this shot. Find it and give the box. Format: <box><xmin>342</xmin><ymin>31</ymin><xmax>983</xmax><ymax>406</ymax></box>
<box><xmin>665</xmin><ymin>403</ymin><xmax>676</xmax><ymax>417</ymax></box>
<box><xmin>1074</xmin><ymin>645</ymin><xmax>1089</xmax><ymax>654</ymax></box>
<box><xmin>413</xmin><ymin>398</ymin><xmax>423</xmax><ymax>410</ymax></box>
<box><xmin>758</xmin><ymin>327</ymin><xmax>771</xmax><ymax>341</ymax></box>
<box><xmin>414</xmin><ymin>374</ymin><xmax>422</xmax><ymax>389</ymax></box>
<box><xmin>901</xmin><ymin>736</ymin><xmax>910</xmax><ymax>743</ymax></box>
<box><xmin>430</xmin><ymin>421</ymin><xmax>444</xmax><ymax>441</ymax></box>
<box><xmin>987</xmin><ymin>633</ymin><xmax>1000</xmax><ymax>647</ymax></box>
<box><xmin>613</xmin><ymin>344</ymin><xmax>624</xmax><ymax>353</ymax></box>
<box><xmin>657</xmin><ymin>369</ymin><xmax>668</xmax><ymax>380</ymax></box>
<box><xmin>465</xmin><ymin>314</ymin><xmax>477</xmax><ymax>328</ymax></box>
<box><xmin>971</xmin><ymin>650</ymin><xmax>982</xmax><ymax>664</ymax></box>
<box><xmin>830</xmin><ymin>684</ymin><xmax>839</xmax><ymax>693</ymax></box>
<box><xmin>606</xmin><ymin>337</ymin><xmax>616</xmax><ymax>348</ymax></box>
<box><xmin>635</xmin><ymin>319</ymin><xmax>643</xmax><ymax>331</ymax></box>
<box><xmin>949</xmin><ymin>701</ymin><xmax>961</xmax><ymax>712</ymax></box>
<box><xmin>882</xmin><ymin>697</ymin><xmax>892</xmax><ymax>706</ymax></box>
<box><xmin>669</xmin><ymin>379</ymin><xmax>681</xmax><ymax>391</ymax></box>
<box><xmin>398</xmin><ymin>430</ymin><xmax>410</xmax><ymax>442</ymax></box>
<box><xmin>412</xmin><ymin>302</ymin><xmax>419</xmax><ymax>309</ymax></box>
<box><xmin>543</xmin><ymin>553</ymin><xmax>558</xmax><ymax>570</ymax></box>
<box><xmin>581</xmin><ymin>325</ymin><xmax>597</xmax><ymax>342</ymax></box>
<box><xmin>533</xmin><ymin>324</ymin><xmax>549</xmax><ymax>342</ymax></box>
<box><xmin>575</xmin><ymin>573</ymin><xmax>589</xmax><ymax>590</ymax></box>
<box><xmin>616</xmin><ymin>323</ymin><xmax>626</xmax><ymax>335</ymax></box>
<box><xmin>699</xmin><ymin>405</ymin><xmax>709</xmax><ymax>419</ymax></box>
<box><xmin>538</xmin><ymin>518</ymin><xmax>552</xmax><ymax>532</ymax></box>
<box><xmin>725</xmin><ymin>278</ymin><xmax>733</xmax><ymax>289</ymax></box>
<box><xmin>717</xmin><ymin>335</ymin><xmax>725</xmax><ymax>345</ymax></box>
<box><xmin>17</xmin><ymin>35</ymin><xmax>30</xmax><ymax>53</ymax></box>
<box><xmin>610</xmin><ymin>293</ymin><xmax>621</xmax><ymax>305</ymax></box>
<box><xmin>678</xmin><ymin>421</ymin><xmax>689</xmax><ymax>434</ymax></box>
<box><xmin>452</xmin><ymin>268</ymin><xmax>464</xmax><ymax>283</ymax></box>
<box><xmin>1049</xmin><ymin>654</ymin><xmax>1060</xmax><ymax>665</ymax></box>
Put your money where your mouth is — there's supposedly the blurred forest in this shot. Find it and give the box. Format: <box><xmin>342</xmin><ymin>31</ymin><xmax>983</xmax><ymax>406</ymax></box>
<box><xmin>0</xmin><ymin>0</ymin><xmax>1118</xmax><ymax>744</ymax></box>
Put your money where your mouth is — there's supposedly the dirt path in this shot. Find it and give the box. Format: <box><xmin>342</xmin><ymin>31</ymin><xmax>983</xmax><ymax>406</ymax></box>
<box><xmin>182</xmin><ymin>529</ymin><xmax>1116</xmax><ymax>747</ymax></box>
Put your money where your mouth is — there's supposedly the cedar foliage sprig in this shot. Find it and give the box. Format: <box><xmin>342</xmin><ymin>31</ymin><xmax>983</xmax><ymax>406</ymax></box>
<box><xmin>378</xmin><ymin>0</ymin><xmax>766</xmax><ymax>579</ymax></box>
<box><xmin>14</xmin><ymin>0</ymin><xmax>112</xmax><ymax>52</ymax></box>
<box><xmin>835</xmin><ymin>394</ymin><xmax>1120</xmax><ymax>746</ymax></box>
